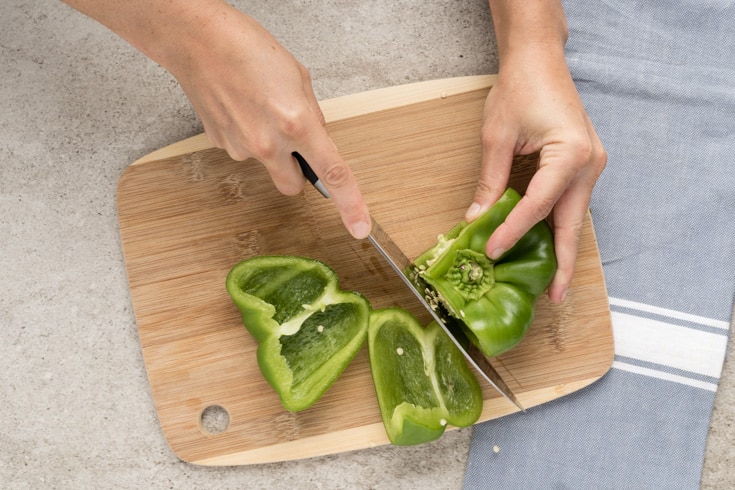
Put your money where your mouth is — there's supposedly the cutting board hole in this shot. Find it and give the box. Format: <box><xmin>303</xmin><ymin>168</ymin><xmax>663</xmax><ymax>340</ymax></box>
<box><xmin>200</xmin><ymin>405</ymin><xmax>230</xmax><ymax>435</ymax></box>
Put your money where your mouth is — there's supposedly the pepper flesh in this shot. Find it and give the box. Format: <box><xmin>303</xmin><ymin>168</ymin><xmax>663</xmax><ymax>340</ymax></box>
<box><xmin>368</xmin><ymin>308</ymin><xmax>483</xmax><ymax>446</ymax></box>
<box><xmin>226</xmin><ymin>256</ymin><xmax>371</xmax><ymax>412</ymax></box>
<box><xmin>413</xmin><ymin>188</ymin><xmax>557</xmax><ymax>358</ymax></box>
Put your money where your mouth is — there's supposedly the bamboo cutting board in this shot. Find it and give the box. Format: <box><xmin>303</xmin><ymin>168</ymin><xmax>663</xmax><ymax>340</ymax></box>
<box><xmin>117</xmin><ymin>75</ymin><xmax>614</xmax><ymax>466</ymax></box>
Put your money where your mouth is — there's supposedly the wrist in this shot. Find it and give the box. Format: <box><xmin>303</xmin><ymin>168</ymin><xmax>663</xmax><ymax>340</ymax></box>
<box><xmin>497</xmin><ymin>39</ymin><xmax>568</xmax><ymax>79</ymax></box>
<box><xmin>488</xmin><ymin>0</ymin><xmax>568</xmax><ymax>68</ymax></box>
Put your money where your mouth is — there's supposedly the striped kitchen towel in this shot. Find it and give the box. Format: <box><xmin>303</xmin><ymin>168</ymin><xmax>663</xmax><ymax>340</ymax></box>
<box><xmin>464</xmin><ymin>1</ymin><xmax>735</xmax><ymax>488</ymax></box>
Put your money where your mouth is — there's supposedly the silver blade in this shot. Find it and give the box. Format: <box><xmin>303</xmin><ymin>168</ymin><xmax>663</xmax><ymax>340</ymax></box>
<box><xmin>294</xmin><ymin>152</ymin><xmax>523</xmax><ymax>410</ymax></box>
<box><xmin>367</xmin><ymin>220</ymin><xmax>524</xmax><ymax>412</ymax></box>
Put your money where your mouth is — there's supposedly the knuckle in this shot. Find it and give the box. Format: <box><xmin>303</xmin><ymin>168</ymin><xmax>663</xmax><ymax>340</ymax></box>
<box><xmin>569</xmin><ymin>136</ymin><xmax>608</xmax><ymax>176</ymax></box>
<box><xmin>480</xmin><ymin>130</ymin><xmax>494</xmax><ymax>150</ymax></box>
<box><xmin>321</xmin><ymin>160</ymin><xmax>351</xmax><ymax>188</ymax></box>
<box><xmin>209</xmin><ymin>134</ymin><xmax>249</xmax><ymax>162</ymax></box>
<box><xmin>527</xmin><ymin>194</ymin><xmax>556</xmax><ymax>222</ymax></box>
<box><xmin>277</xmin><ymin>105</ymin><xmax>311</xmax><ymax>140</ymax></box>
<box><xmin>226</xmin><ymin>147</ymin><xmax>249</xmax><ymax>162</ymax></box>
<box><xmin>280</xmin><ymin>113</ymin><xmax>308</xmax><ymax>139</ymax></box>
<box><xmin>473</xmin><ymin>177</ymin><xmax>505</xmax><ymax>208</ymax></box>
<box><xmin>474</xmin><ymin>177</ymin><xmax>493</xmax><ymax>198</ymax></box>
<box><xmin>500</xmin><ymin>221</ymin><xmax>529</xmax><ymax>247</ymax></box>
<box><xmin>569</xmin><ymin>137</ymin><xmax>594</xmax><ymax>170</ymax></box>
<box><xmin>277</xmin><ymin>179</ymin><xmax>305</xmax><ymax>196</ymax></box>
<box><xmin>593</xmin><ymin>145</ymin><xmax>608</xmax><ymax>175</ymax></box>
<box><xmin>532</xmin><ymin>204</ymin><xmax>553</xmax><ymax>224</ymax></box>
<box><xmin>249</xmin><ymin>134</ymin><xmax>278</xmax><ymax>161</ymax></box>
<box><xmin>555</xmin><ymin>216</ymin><xmax>585</xmax><ymax>239</ymax></box>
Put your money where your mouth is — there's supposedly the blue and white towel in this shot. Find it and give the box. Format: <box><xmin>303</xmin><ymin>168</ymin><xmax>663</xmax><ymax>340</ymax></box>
<box><xmin>465</xmin><ymin>1</ymin><xmax>735</xmax><ymax>488</ymax></box>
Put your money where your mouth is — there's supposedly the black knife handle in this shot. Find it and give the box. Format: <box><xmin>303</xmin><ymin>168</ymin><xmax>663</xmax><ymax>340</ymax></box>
<box><xmin>293</xmin><ymin>152</ymin><xmax>330</xmax><ymax>199</ymax></box>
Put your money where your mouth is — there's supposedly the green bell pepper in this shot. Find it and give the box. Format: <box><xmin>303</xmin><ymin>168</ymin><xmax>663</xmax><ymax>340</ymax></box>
<box><xmin>368</xmin><ymin>308</ymin><xmax>483</xmax><ymax>446</ymax></box>
<box><xmin>226</xmin><ymin>256</ymin><xmax>371</xmax><ymax>412</ymax></box>
<box><xmin>412</xmin><ymin>188</ymin><xmax>557</xmax><ymax>358</ymax></box>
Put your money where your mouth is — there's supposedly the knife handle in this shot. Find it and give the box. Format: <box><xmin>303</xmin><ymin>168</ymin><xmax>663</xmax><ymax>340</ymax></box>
<box><xmin>293</xmin><ymin>152</ymin><xmax>331</xmax><ymax>199</ymax></box>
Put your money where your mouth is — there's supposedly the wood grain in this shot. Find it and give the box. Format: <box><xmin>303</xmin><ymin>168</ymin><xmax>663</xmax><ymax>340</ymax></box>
<box><xmin>116</xmin><ymin>75</ymin><xmax>613</xmax><ymax>465</ymax></box>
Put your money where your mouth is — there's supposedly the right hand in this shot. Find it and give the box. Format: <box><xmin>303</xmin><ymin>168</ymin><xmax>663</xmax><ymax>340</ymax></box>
<box><xmin>166</xmin><ymin>7</ymin><xmax>371</xmax><ymax>239</ymax></box>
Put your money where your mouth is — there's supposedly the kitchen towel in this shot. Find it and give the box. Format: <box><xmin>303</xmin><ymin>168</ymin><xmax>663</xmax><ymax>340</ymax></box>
<box><xmin>464</xmin><ymin>1</ymin><xmax>735</xmax><ymax>489</ymax></box>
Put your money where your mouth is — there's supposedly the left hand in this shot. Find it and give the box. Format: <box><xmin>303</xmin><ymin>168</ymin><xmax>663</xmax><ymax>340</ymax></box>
<box><xmin>465</xmin><ymin>45</ymin><xmax>607</xmax><ymax>303</ymax></box>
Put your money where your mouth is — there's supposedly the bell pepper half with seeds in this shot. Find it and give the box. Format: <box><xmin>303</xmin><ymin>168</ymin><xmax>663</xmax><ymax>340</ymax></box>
<box><xmin>412</xmin><ymin>188</ymin><xmax>557</xmax><ymax>358</ymax></box>
<box><xmin>368</xmin><ymin>308</ymin><xmax>483</xmax><ymax>446</ymax></box>
<box><xmin>226</xmin><ymin>255</ymin><xmax>371</xmax><ymax>412</ymax></box>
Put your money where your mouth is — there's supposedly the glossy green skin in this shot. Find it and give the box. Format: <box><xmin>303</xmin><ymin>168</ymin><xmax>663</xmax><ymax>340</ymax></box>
<box><xmin>368</xmin><ymin>308</ymin><xmax>483</xmax><ymax>446</ymax></box>
<box><xmin>226</xmin><ymin>256</ymin><xmax>371</xmax><ymax>412</ymax></box>
<box><xmin>413</xmin><ymin>188</ymin><xmax>557</xmax><ymax>358</ymax></box>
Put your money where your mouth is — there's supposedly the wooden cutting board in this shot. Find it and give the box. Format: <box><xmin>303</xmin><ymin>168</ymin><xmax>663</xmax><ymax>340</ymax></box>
<box><xmin>117</xmin><ymin>75</ymin><xmax>613</xmax><ymax>466</ymax></box>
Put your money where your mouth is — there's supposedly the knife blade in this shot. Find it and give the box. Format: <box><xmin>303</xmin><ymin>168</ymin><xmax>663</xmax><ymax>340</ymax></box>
<box><xmin>294</xmin><ymin>152</ymin><xmax>524</xmax><ymax>411</ymax></box>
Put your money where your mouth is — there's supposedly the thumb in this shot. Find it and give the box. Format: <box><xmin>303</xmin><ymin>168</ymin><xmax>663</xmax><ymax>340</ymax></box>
<box><xmin>466</xmin><ymin>128</ymin><xmax>516</xmax><ymax>222</ymax></box>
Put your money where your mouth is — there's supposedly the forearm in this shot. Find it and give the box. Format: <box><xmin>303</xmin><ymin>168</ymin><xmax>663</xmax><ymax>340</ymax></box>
<box><xmin>488</xmin><ymin>0</ymin><xmax>569</xmax><ymax>66</ymax></box>
<box><xmin>61</xmin><ymin>0</ymin><xmax>236</xmax><ymax>72</ymax></box>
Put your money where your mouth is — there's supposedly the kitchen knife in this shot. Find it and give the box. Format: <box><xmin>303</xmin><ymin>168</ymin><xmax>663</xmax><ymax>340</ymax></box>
<box><xmin>294</xmin><ymin>152</ymin><xmax>524</xmax><ymax>411</ymax></box>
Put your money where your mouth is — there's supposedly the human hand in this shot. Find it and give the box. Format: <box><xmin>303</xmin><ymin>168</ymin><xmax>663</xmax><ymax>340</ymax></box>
<box><xmin>61</xmin><ymin>0</ymin><xmax>370</xmax><ymax>238</ymax></box>
<box><xmin>466</xmin><ymin>46</ymin><xmax>606</xmax><ymax>303</ymax></box>
<box><xmin>165</xmin><ymin>7</ymin><xmax>371</xmax><ymax>239</ymax></box>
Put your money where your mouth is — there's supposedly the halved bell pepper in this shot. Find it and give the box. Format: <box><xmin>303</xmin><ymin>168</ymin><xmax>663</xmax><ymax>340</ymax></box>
<box><xmin>368</xmin><ymin>308</ymin><xmax>483</xmax><ymax>446</ymax></box>
<box><xmin>226</xmin><ymin>256</ymin><xmax>371</xmax><ymax>412</ymax></box>
<box><xmin>412</xmin><ymin>188</ymin><xmax>556</xmax><ymax>358</ymax></box>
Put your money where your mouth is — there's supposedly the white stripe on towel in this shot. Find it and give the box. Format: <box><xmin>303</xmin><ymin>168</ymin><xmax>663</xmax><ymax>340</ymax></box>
<box><xmin>612</xmin><ymin>361</ymin><xmax>719</xmax><ymax>392</ymax></box>
<box><xmin>609</xmin><ymin>296</ymin><xmax>730</xmax><ymax>330</ymax></box>
<box><xmin>612</xmin><ymin>311</ymin><xmax>728</xmax><ymax>379</ymax></box>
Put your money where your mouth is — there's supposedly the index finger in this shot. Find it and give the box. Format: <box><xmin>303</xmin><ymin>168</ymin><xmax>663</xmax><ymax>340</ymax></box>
<box><xmin>484</xmin><ymin>156</ymin><xmax>574</xmax><ymax>259</ymax></box>
<box><xmin>296</xmin><ymin>135</ymin><xmax>371</xmax><ymax>239</ymax></box>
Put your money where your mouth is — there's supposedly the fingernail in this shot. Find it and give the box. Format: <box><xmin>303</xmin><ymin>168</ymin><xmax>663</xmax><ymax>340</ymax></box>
<box><xmin>465</xmin><ymin>202</ymin><xmax>482</xmax><ymax>221</ymax></box>
<box><xmin>489</xmin><ymin>248</ymin><xmax>505</xmax><ymax>260</ymax></box>
<box><xmin>560</xmin><ymin>287</ymin><xmax>568</xmax><ymax>303</ymax></box>
<box><xmin>350</xmin><ymin>220</ymin><xmax>371</xmax><ymax>239</ymax></box>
